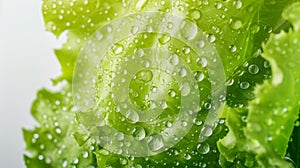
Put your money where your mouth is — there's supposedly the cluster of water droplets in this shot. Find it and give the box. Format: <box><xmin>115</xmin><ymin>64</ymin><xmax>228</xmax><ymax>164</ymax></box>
<box><xmin>71</xmin><ymin>9</ymin><xmax>226</xmax><ymax>167</ymax></box>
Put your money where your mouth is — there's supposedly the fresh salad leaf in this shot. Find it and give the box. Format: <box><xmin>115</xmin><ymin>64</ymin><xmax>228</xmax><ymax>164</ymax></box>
<box><xmin>23</xmin><ymin>0</ymin><xmax>300</xmax><ymax>168</ymax></box>
<box><xmin>218</xmin><ymin>2</ymin><xmax>300</xmax><ymax>167</ymax></box>
<box><xmin>23</xmin><ymin>87</ymin><xmax>98</xmax><ymax>167</ymax></box>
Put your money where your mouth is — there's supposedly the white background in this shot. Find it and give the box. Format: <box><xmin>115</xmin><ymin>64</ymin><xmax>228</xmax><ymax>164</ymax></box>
<box><xmin>0</xmin><ymin>0</ymin><xmax>63</xmax><ymax>167</ymax></box>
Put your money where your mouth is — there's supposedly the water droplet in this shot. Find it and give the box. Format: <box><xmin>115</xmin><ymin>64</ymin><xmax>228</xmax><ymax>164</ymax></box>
<box><xmin>126</xmin><ymin>110</ymin><xmax>140</xmax><ymax>123</ymax></box>
<box><xmin>135</xmin><ymin>0</ymin><xmax>148</xmax><ymax>11</ymax></box>
<box><xmin>181</xmin><ymin>120</ymin><xmax>188</xmax><ymax>127</ymax></box>
<box><xmin>165</xmin><ymin>121</ymin><xmax>173</xmax><ymax>128</ymax></box>
<box><xmin>136</xmin><ymin>69</ymin><xmax>153</xmax><ymax>82</ymax></box>
<box><xmin>131</xmin><ymin>26</ymin><xmax>139</xmax><ymax>34</ymax></box>
<box><xmin>180</xmin><ymin>82</ymin><xmax>191</xmax><ymax>96</ymax></box>
<box><xmin>120</xmin><ymin>157</ymin><xmax>128</xmax><ymax>165</ymax></box>
<box><xmin>197</xmin><ymin>57</ymin><xmax>208</xmax><ymax>67</ymax></box>
<box><xmin>214</xmin><ymin>2</ymin><xmax>222</xmax><ymax>9</ymax></box>
<box><xmin>267</xmin><ymin>136</ymin><xmax>273</xmax><ymax>141</ymax></box>
<box><xmin>178</xmin><ymin>67</ymin><xmax>187</xmax><ymax>77</ymax></box>
<box><xmin>201</xmin><ymin>126</ymin><xmax>213</xmax><ymax>137</ymax></box>
<box><xmin>184</xmin><ymin>153</ymin><xmax>192</xmax><ymax>160</ymax></box>
<box><xmin>73</xmin><ymin>157</ymin><xmax>79</xmax><ymax>164</ymax></box>
<box><xmin>180</xmin><ymin>19</ymin><xmax>198</xmax><ymax>40</ymax></box>
<box><xmin>159</xmin><ymin>33</ymin><xmax>171</xmax><ymax>44</ymax></box>
<box><xmin>33</xmin><ymin>133</ymin><xmax>39</xmax><ymax>139</ymax></box>
<box><xmin>248</xmin><ymin>64</ymin><xmax>259</xmax><ymax>74</ymax></box>
<box><xmin>159</xmin><ymin>100</ymin><xmax>168</xmax><ymax>109</ymax></box>
<box><xmin>251</xmin><ymin>23</ymin><xmax>260</xmax><ymax>34</ymax></box>
<box><xmin>112</xmin><ymin>43</ymin><xmax>124</xmax><ymax>55</ymax></box>
<box><xmin>226</xmin><ymin>79</ymin><xmax>235</xmax><ymax>86</ymax></box>
<box><xmin>55</xmin><ymin>128</ymin><xmax>62</xmax><ymax>134</ymax></box>
<box><xmin>107</xmin><ymin>26</ymin><xmax>113</xmax><ymax>33</ymax></box>
<box><xmin>168</xmin><ymin>89</ymin><xmax>176</xmax><ymax>98</ymax></box>
<box><xmin>264</xmin><ymin>61</ymin><xmax>270</xmax><ymax>68</ymax></box>
<box><xmin>240</xmin><ymin>81</ymin><xmax>250</xmax><ymax>89</ymax></box>
<box><xmin>132</xmin><ymin>127</ymin><xmax>146</xmax><ymax>140</ymax></box>
<box><xmin>169</xmin><ymin>54</ymin><xmax>179</xmax><ymax>66</ymax></box>
<box><xmin>233</xmin><ymin>0</ymin><xmax>243</xmax><ymax>9</ymax></box>
<box><xmin>189</xmin><ymin>9</ymin><xmax>202</xmax><ymax>20</ymax></box>
<box><xmin>231</xmin><ymin>20</ymin><xmax>243</xmax><ymax>30</ymax></box>
<box><xmin>116</xmin><ymin>132</ymin><xmax>125</xmax><ymax>141</ymax></box>
<box><xmin>194</xmin><ymin>71</ymin><xmax>205</xmax><ymax>82</ymax></box>
<box><xmin>196</xmin><ymin>40</ymin><xmax>205</xmax><ymax>48</ymax></box>
<box><xmin>148</xmin><ymin>135</ymin><xmax>164</xmax><ymax>152</ymax></box>
<box><xmin>38</xmin><ymin>155</ymin><xmax>44</xmax><ymax>160</ymax></box>
<box><xmin>83</xmin><ymin>151</ymin><xmax>89</xmax><ymax>158</ymax></box>
<box><xmin>229</xmin><ymin>45</ymin><xmax>237</xmax><ymax>52</ymax></box>
<box><xmin>182</xmin><ymin>46</ymin><xmax>191</xmax><ymax>55</ymax></box>
<box><xmin>197</xmin><ymin>142</ymin><xmax>210</xmax><ymax>154</ymax></box>
<box><xmin>167</xmin><ymin>22</ymin><xmax>174</xmax><ymax>29</ymax></box>
<box><xmin>151</xmin><ymin>86</ymin><xmax>158</xmax><ymax>93</ymax></box>
<box><xmin>62</xmin><ymin>160</ymin><xmax>68</xmax><ymax>167</ymax></box>
<box><xmin>206</xmin><ymin>34</ymin><xmax>216</xmax><ymax>43</ymax></box>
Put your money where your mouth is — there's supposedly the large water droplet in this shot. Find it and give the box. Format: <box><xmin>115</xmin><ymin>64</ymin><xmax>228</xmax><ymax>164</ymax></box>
<box><xmin>131</xmin><ymin>26</ymin><xmax>139</xmax><ymax>34</ymax></box>
<box><xmin>178</xmin><ymin>67</ymin><xmax>187</xmax><ymax>77</ymax></box>
<box><xmin>197</xmin><ymin>142</ymin><xmax>210</xmax><ymax>154</ymax></box>
<box><xmin>201</xmin><ymin>126</ymin><xmax>213</xmax><ymax>137</ymax></box>
<box><xmin>182</xmin><ymin>46</ymin><xmax>191</xmax><ymax>55</ymax></box>
<box><xmin>180</xmin><ymin>19</ymin><xmax>197</xmax><ymax>40</ymax></box>
<box><xmin>231</xmin><ymin>19</ymin><xmax>243</xmax><ymax>30</ymax></box>
<box><xmin>168</xmin><ymin>89</ymin><xmax>176</xmax><ymax>98</ymax></box>
<box><xmin>132</xmin><ymin>127</ymin><xmax>146</xmax><ymax>140</ymax></box>
<box><xmin>180</xmin><ymin>82</ymin><xmax>191</xmax><ymax>96</ymax></box>
<box><xmin>135</xmin><ymin>0</ymin><xmax>148</xmax><ymax>11</ymax></box>
<box><xmin>112</xmin><ymin>43</ymin><xmax>124</xmax><ymax>55</ymax></box>
<box><xmin>194</xmin><ymin>71</ymin><xmax>205</xmax><ymax>82</ymax></box>
<box><xmin>206</xmin><ymin>34</ymin><xmax>216</xmax><ymax>43</ymax></box>
<box><xmin>159</xmin><ymin>33</ymin><xmax>171</xmax><ymax>44</ymax></box>
<box><xmin>248</xmin><ymin>64</ymin><xmax>259</xmax><ymax>74</ymax></box>
<box><xmin>136</xmin><ymin>69</ymin><xmax>153</xmax><ymax>82</ymax></box>
<box><xmin>240</xmin><ymin>81</ymin><xmax>250</xmax><ymax>89</ymax></box>
<box><xmin>165</xmin><ymin>121</ymin><xmax>173</xmax><ymax>128</ymax></box>
<box><xmin>189</xmin><ymin>9</ymin><xmax>202</xmax><ymax>20</ymax></box>
<box><xmin>148</xmin><ymin>135</ymin><xmax>164</xmax><ymax>152</ymax></box>
<box><xmin>169</xmin><ymin>54</ymin><xmax>179</xmax><ymax>66</ymax></box>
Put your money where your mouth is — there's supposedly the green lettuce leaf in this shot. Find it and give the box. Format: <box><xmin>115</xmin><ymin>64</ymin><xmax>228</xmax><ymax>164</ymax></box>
<box><xmin>23</xmin><ymin>0</ymin><xmax>300</xmax><ymax>167</ymax></box>
<box><xmin>218</xmin><ymin>2</ymin><xmax>300</xmax><ymax>167</ymax></box>
<box><xmin>23</xmin><ymin>87</ymin><xmax>98</xmax><ymax>167</ymax></box>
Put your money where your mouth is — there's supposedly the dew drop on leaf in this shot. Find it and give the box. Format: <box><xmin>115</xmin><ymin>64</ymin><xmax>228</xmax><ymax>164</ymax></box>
<box><xmin>131</xmin><ymin>26</ymin><xmax>139</xmax><ymax>34</ymax></box>
<box><xmin>112</xmin><ymin>43</ymin><xmax>124</xmax><ymax>55</ymax></box>
<box><xmin>194</xmin><ymin>71</ymin><xmax>205</xmax><ymax>82</ymax></box>
<box><xmin>182</xmin><ymin>46</ymin><xmax>191</xmax><ymax>55</ymax></box>
<box><xmin>229</xmin><ymin>45</ymin><xmax>237</xmax><ymax>52</ymax></box>
<box><xmin>180</xmin><ymin>19</ymin><xmax>198</xmax><ymax>40</ymax></box>
<box><xmin>231</xmin><ymin>19</ymin><xmax>243</xmax><ymax>30</ymax></box>
<box><xmin>189</xmin><ymin>9</ymin><xmax>202</xmax><ymax>20</ymax></box>
<box><xmin>197</xmin><ymin>142</ymin><xmax>210</xmax><ymax>154</ymax></box>
<box><xmin>184</xmin><ymin>153</ymin><xmax>192</xmax><ymax>160</ymax></box>
<box><xmin>206</xmin><ymin>34</ymin><xmax>216</xmax><ymax>43</ymax></box>
<box><xmin>159</xmin><ymin>33</ymin><xmax>171</xmax><ymax>44</ymax></box>
<box><xmin>166</xmin><ymin>22</ymin><xmax>174</xmax><ymax>29</ymax></box>
<box><xmin>180</xmin><ymin>82</ymin><xmax>191</xmax><ymax>96</ymax></box>
<box><xmin>233</xmin><ymin>0</ymin><xmax>243</xmax><ymax>9</ymax></box>
<box><xmin>165</xmin><ymin>121</ymin><xmax>173</xmax><ymax>128</ymax></box>
<box><xmin>148</xmin><ymin>135</ymin><xmax>164</xmax><ymax>152</ymax></box>
<box><xmin>168</xmin><ymin>89</ymin><xmax>176</xmax><ymax>98</ymax></box>
<box><xmin>136</xmin><ymin>0</ymin><xmax>148</xmax><ymax>11</ymax></box>
<box><xmin>248</xmin><ymin>64</ymin><xmax>259</xmax><ymax>74</ymax></box>
<box><xmin>240</xmin><ymin>81</ymin><xmax>250</xmax><ymax>89</ymax></box>
<box><xmin>132</xmin><ymin>127</ymin><xmax>146</xmax><ymax>140</ymax></box>
<box><xmin>214</xmin><ymin>2</ymin><xmax>223</xmax><ymax>9</ymax></box>
<box><xmin>169</xmin><ymin>54</ymin><xmax>179</xmax><ymax>66</ymax></box>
